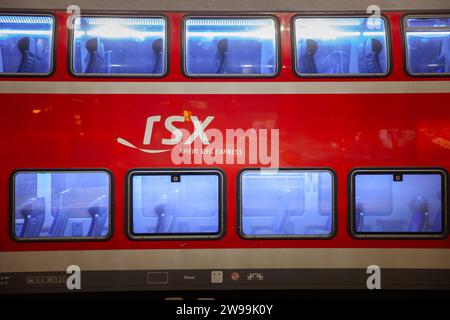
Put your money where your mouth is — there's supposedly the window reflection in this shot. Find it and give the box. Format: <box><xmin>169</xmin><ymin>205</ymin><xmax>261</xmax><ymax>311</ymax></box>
<box><xmin>14</xmin><ymin>171</ymin><xmax>111</xmax><ymax>239</ymax></box>
<box><xmin>131</xmin><ymin>173</ymin><xmax>220</xmax><ymax>235</ymax></box>
<box><xmin>71</xmin><ymin>17</ymin><xmax>166</xmax><ymax>75</ymax></box>
<box><xmin>405</xmin><ymin>17</ymin><xmax>450</xmax><ymax>75</ymax></box>
<box><xmin>0</xmin><ymin>15</ymin><xmax>54</xmax><ymax>74</ymax></box>
<box><xmin>354</xmin><ymin>173</ymin><xmax>444</xmax><ymax>233</ymax></box>
<box><xmin>294</xmin><ymin>17</ymin><xmax>389</xmax><ymax>75</ymax></box>
<box><xmin>184</xmin><ymin>17</ymin><xmax>278</xmax><ymax>76</ymax></box>
<box><xmin>241</xmin><ymin>170</ymin><xmax>334</xmax><ymax>237</ymax></box>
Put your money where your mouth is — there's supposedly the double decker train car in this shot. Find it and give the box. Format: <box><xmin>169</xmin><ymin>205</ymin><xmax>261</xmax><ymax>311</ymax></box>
<box><xmin>0</xmin><ymin>0</ymin><xmax>450</xmax><ymax>295</ymax></box>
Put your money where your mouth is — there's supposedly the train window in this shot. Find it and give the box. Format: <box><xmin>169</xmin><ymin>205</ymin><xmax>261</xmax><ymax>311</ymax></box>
<box><xmin>350</xmin><ymin>169</ymin><xmax>447</xmax><ymax>238</ymax></box>
<box><xmin>71</xmin><ymin>16</ymin><xmax>167</xmax><ymax>76</ymax></box>
<box><xmin>239</xmin><ymin>169</ymin><xmax>335</xmax><ymax>238</ymax></box>
<box><xmin>293</xmin><ymin>16</ymin><xmax>390</xmax><ymax>76</ymax></box>
<box><xmin>12</xmin><ymin>170</ymin><xmax>112</xmax><ymax>240</ymax></box>
<box><xmin>127</xmin><ymin>170</ymin><xmax>224</xmax><ymax>239</ymax></box>
<box><xmin>183</xmin><ymin>17</ymin><xmax>278</xmax><ymax>77</ymax></box>
<box><xmin>404</xmin><ymin>16</ymin><xmax>450</xmax><ymax>75</ymax></box>
<box><xmin>0</xmin><ymin>14</ymin><xmax>54</xmax><ymax>75</ymax></box>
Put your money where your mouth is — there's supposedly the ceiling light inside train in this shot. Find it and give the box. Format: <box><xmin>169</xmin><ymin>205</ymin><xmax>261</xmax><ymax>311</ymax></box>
<box><xmin>85</xmin><ymin>25</ymin><xmax>163</xmax><ymax>39</ymax></box>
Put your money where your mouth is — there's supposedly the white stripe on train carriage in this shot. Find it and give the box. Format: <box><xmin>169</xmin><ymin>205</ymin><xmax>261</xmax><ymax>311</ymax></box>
<box><xmin>1</xmin><ymin>248</ymin><xmax>450</xmax><ymax>272</ymax></box>
<box><xmin>0</xmin><ymin>81</ymin><xmax>450</xmax><ymax>94</ymax></box>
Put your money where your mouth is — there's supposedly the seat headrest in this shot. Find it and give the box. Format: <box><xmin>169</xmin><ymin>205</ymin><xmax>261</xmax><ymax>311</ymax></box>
<box><xmin>17</xmin><ymin>37</ymin><xmax>31</xmax><ymax>53</ymax></box>
<box><xmin>305</xmin><ymin>39</ymin><xmax>318</xmax><ymax>55</ymax></box>
<box><xmin>86</xmin><ymin>38</ymin><xmax>101</xmax><ymax>53</ymax></box>
<box><xmin>409</xmin><ymin>196</ymin><xmax>428</xmax><ymax>214</ymax></box>
<box><xmin>152</xmin><ymin>38</ymin><xmax>163</xmax><ymax>54</ymax></box>
<box><xmin>367</xmin><ymin>38</ymin><xmax>383</xmax><ymax>54</ymax></box>
<box><xmin>20</xmin><ymin>197</ymin><xmax>45</xmax><ymax>216</ymax></box>
<box><xmin>217</xmin><ymin>38</ymin><xmax>228</xmax><ymax>54</ymax></box>
<box><xmin>355</xmin><ymin>201</ymin><xmax>364</xmax><ymax>213</ymax></box>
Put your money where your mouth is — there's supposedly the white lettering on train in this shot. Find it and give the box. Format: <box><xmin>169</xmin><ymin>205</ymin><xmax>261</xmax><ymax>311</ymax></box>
<box><xmin>366</xmin><ymin>265</ymin><xmax>381</xmax><ymax>289</ymax></box>
<box><xmin>66</xmin><ymin>265</ymin><xmax>81</xmax><ymax>290</ymax></box>
<box><xmin>117</xmin><ymin>114</ymin><xmax>280</xmax><ymax>167</ymax></box>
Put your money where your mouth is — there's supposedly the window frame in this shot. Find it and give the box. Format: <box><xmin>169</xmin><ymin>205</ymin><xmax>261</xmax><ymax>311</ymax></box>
<box><xmin>237</xmin><ymin>168</ymin><xmax>337</xmax><ymax>240</ymax></box>
<box><xmin>126</xmin><ymin>168</ymin><xmax>226</xmax><ymax>240</ymax></box>
<box><xmin>402</xmin><ymin>14</ymin><xmax>450</xmax><ymax>77</ymax></box>
<box><xmin>291</xmin><ymin>14</ymin><xmax>392</xmax><ymax>78</ymax></box>
<box><xmin>348</xmin><ymin>167</ymin><xmax>448</xmax><ymax>239</ymax></box>
<box><xmin>0</xmin><ymin>12</ymin><xmax>56</xmax><ymax>77</ymax></box>
<box><xmin>181</xmin><ymin>14</ymin><xmax>281</xmax><ymax>78</ymax></box>
<box><xmin>10</xmin><ymin>168</ymin><xmax>114</xmax><ymax>242</ymax></box>
<box><xmin>68</xmin><ymin>14</ymin><xmax>169</xmax><ymax>78</ymax></box>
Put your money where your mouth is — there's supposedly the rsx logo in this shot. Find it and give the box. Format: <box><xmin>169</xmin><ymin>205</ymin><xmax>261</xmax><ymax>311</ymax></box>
<box><xmin>118</xmin><ymin>115</ymin><xmax>215</xmax><ymax>153</ymax></box>
<box><xmin>144</xmin><ymin>115</ymin><xmax>214</xmax><ymax>149</ymax></box>
<box><xmin>117</xmin><ymin>113</ymin><xmax>279</xmax><ymax>168</ymax></box>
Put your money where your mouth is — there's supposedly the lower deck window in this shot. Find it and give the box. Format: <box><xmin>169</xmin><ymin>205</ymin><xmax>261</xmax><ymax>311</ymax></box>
<box><xmin>12</xmin><ymin>170</ymin><xmax>111</xmax><ymax>240</ymax></box>
<box><xmin>128</xmin><ymin>170</ymin><xmax>223</xmax><ymax>239</ymax></box>
<box><xmin>351</xmin><ymin>169</ymin><xmax>447</xmax><ymax>237</ymax></box>
<box><xmin>239</xmin><ymin>169</ymin><xmax>335</xmax><ymax>238</ymax></box>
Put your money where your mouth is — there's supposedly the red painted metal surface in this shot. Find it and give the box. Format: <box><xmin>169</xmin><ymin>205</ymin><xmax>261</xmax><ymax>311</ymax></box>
<box><xmin>0</xmin><ymin>11</ymin><xmax>449</xmax><ymax>252</ymax></box>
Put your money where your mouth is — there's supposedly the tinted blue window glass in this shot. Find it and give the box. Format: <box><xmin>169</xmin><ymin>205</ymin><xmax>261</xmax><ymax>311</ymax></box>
<box><xmin>131</xmin><ymin>174</ymin><xmax>220</xmax><ymax>235</ymax></box>
<box><xmin>241</xmin><ymin>170</ymin><xmax>334</xmax><ymax>236</ymax></box>
<box><xmin>184</xmin><ymin>18</ymin><xmax>278</xmax><ymax>76</ymax></box>
<box><xmin>407</xmin><ymin>18</ymin><xmax>450</xmax><ymax>28</ymax></box>
<box><xmin>405</xmin><ymin>17</ymin><xmax>450</xmax><ymax>75</ymax></box>
<box><xmin>14</xmin><ymin>171</ymin><xmax>111</xmax><ymax>239</ymax></box>
<box><xmin>0</xmin><ymin>15</ymin><xmax>54</xmax><ymax>74</ymax></box>
<box><xmin>354</xmin><ymin>173</ymin><xmax>444</xmax><ymax>233</ymax></box>
<box><xmin>294</xmin><ymin>17</ymin><xmax>389</xmax><ymax>75</ymax></box>
<box><xmin>72</xmin><ymin>17</ymin><xmax>166</xmax><ymax>75</ymax></box>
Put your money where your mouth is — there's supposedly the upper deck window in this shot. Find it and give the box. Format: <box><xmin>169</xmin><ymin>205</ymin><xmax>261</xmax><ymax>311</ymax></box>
<box><xmin>0</xmin><ymin>14</ymin><xmax>54</xmax><ymax>75</ymax></box>
<box><xmin>71</xmin><ymin>16</ymin><xmax>167</xmax><ymax>76</ymax></box>
<box><xmin>239</xmin><ymin>169</ymin><xmax>335</xmax><ymax>238</ymax></box>
<box><xmin>294</xmin><ymin>16</ymin><xmax>389</xmax><ymax>76</ymax></box>
<box><xmin>128</xmin><ymin>170</ymin><xmax>224</xmax><ymax>239</ymax></box>
<box><xmin>184</xmin><ymin>17</ymin><xmax>278</xmax><ymax>77</ymax></box>
<box><xmin>404</xmin><ymin>16</ymin><xmax>450</xmax><ymax>75</ymax></box>
<box><xmin>12</xmin><ymin>170</ymin><xmax>112</xmax><ymax>240</ymax></box>
<box><xmin>350</xmin><ymin>169</ymin><xmax>447</xmax><ymax>238</ymax></box>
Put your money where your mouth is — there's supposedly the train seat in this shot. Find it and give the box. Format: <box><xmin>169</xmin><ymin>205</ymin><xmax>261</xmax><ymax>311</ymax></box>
<box><xmin>154</xmin><ymin>193</ymin><xmax>177</xmax><ymax>233</ymax></box>
<box><xmin>216</xmin><ymin>38</ymin><xmax>228</xmax><ymax>74</ymax></box>
<box><xmin>85</xmin><ymin>38</ymin><xmax>111</xmax><ymax>73</ymax></box>
<box><xmin>49</xmin><ymin>190</ymin><xmax>72</xmax><ymax>237</ymax></box>
<box><xmin>151</xmin><ymin>38</ymin><xmax>164</xmax><ymax>73</ymax></box>
<box><xmin>273</xmin><ymin>188</ymin><xmax>302</xmax><ymax>234</ymax></box>
<box><xmin>297</xmin><ymin>39</ymin><xmax>318</xmax><ymax>73</ymax></box>
<box><xmin>87</xmin><ymin>195</ymin><xmax>109</xmax><ymax>237</ymax></box>
<box><xmin>19</xmin><ymin>197</ymin><xmax>46</xmax><ymax>238</ymax></box>
<box><xmin>409</xmin><ymin>37</ymin><xmax>443</xmax><ymax>73</ymax></box>
<box><xmin>358</xmin><ymin>38</ymin><xmax>383</xmax><ymax>73</ymax></box>
<box><xmin>408</xmin><ymin>196</ymin><xmax>429</xmax><ymax>232</ymax></box>
<box><xmin>17</xmin><ymin>37</ymin><xmax>45</xmax><ymax>73</ymax></box>
<box><xmin>354</xmin><ymin>200</ymin><xmax>365</xmax><ymax>232</ymax></box>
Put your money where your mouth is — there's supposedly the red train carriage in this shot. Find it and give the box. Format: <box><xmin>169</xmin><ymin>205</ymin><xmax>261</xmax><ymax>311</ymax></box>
<box><xmin>0</xmin><ymin>0</ymin><xmax>450</xmax><ymax>294</ymax></box>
